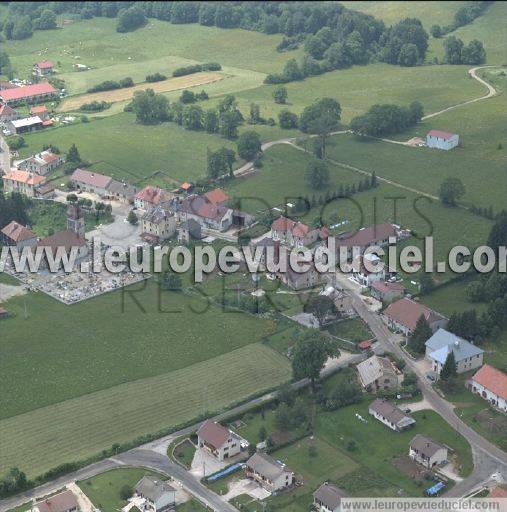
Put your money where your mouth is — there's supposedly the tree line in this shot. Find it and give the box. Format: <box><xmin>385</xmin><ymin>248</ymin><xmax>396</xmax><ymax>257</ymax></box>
<box><xmin>430</xmin><ymin>1</ymin><xmax>491</xmax><ymax>39</ymax></box>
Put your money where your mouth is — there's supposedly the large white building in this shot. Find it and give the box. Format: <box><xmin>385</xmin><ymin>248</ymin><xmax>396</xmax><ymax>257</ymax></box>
<box><xmin>134</xmin><ymin>476</ymin><xmax>176</xmax><ymax>512</ymax></box>
<box><xmin>425</xmin><ymin>329</ymin><xmax>484</xmax><ymax>376</ymax></box>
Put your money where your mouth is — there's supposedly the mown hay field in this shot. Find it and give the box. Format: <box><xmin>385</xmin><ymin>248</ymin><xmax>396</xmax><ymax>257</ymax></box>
<box><xmin>0</xmin><ymin>343</ymin><xmax>291</xmax><ymax>478</ymax></box>
<box><xmin>59</xmin><ymin>72</ymin><xmax>224</xmax><ymax>111</ymax></box>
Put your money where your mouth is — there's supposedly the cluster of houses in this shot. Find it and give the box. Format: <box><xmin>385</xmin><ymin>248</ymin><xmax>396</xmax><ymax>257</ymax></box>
<box><xmin>1</xmin><ymin>204</ymin><xmax>88</xmax><ymax>267</ymax></box>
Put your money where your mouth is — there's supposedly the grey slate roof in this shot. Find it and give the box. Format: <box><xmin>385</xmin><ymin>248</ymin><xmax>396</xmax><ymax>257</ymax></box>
<box><xmin>135</xmin><ymin>476</ymin><xmax>175</xmax><ymax>502</ymax></box>
<box><xmin>410</xmin><ymin>434</ymin><xmax>446</xmax><ymax>458</ymax></box>
<box><xmin>369</xmin><ymin>399</ymin><xmax>416</xmax><ymax>428</ymax></box>
<box><xmin>425</xmin><ymin>328</ymin><xmax>484</xmax><ymax>364</ymax></box>
<box><xmin>247</xmin><ymin>452</ymin><xmax>290</xmax><ymax>481</ymax></box>
<box><xmin>313</xmin><ymin>483</ymin><xmax>347</xmax><ymax>509</ymax></box>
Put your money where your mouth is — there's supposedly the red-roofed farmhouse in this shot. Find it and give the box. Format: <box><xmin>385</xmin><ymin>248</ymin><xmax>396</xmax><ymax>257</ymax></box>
<box><xmin>470</xmin><ymin>364</ymin><xmax>507</xmax><ymax>412</ymax></box>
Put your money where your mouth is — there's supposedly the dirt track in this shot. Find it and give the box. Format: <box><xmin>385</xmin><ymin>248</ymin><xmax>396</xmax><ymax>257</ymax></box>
<box><xmin>59</xmin><ymin>72</ymin><xmax>224</xmax><ymax>111</ymax></box>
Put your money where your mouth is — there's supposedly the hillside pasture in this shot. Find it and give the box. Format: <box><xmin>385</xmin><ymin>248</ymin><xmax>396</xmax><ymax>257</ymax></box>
<box><xmin>59</xmin><ymin>72</ymin><xmax>224</xmax><ymax>111</ymax></box>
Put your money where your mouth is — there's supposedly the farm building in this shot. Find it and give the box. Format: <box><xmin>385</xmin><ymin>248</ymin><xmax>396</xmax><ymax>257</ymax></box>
<box><xmin>2</xmin><ymin>169</ymin><xmax>46</xmax><ymax>197</ymax></box>
<box><xmin>8</xmin><ymin>116</ymin><xmax>44</xmax><ymax>134</ymax></box>
<box><xmin>105</xmin><ymin>179</ymin><xmax>137</xmax><ymax>203</ymax></box>
<box><xmin>246</xmin><ymin>452</ymin><xmax>294</xmax><ymax>492</ymax></box>
<box><xmin>30</xmin><ymin>105</ymin><xmax>50</xmax><ymax>120</ymax></box>
<box><xmin>197</xmin><ymin>419</ymin><xmax>241</xmax><ymax>461</ymax></box>
<box><xmin>426</xmin><ymin>130</ymin><xmax>459</xmax><ymax>150</ymax></box>
<box><xmin>357</xmin><ymin>355</ymin><xmax>400</xmax><ymax>392</ymax></box>
<box><xmin>334</xmin><ymin>223</ymin><xmax>398</xmax><ymax>261</ymax></box>
<box><xmin>371</xmin><ymin>280</ymin><xmax>405</xmax><ymax>303</ymax></box>
<box><xmin>0</xmin><ymin>82</ymin><xmax>57</xmax><ymax>105</ymax></box>
<box><xmin>71</xmin><ymin>168</ymin><xmax>112</xmax><ymax>196</ymax></box>
<box><xmin>1</xmin><ymin>220</ymin><xmax>38</xmax><ymax>248</ymax></box>
<box><xmin>469</xmin><ymin>364</ymin><xmax>507</xmax><ymax>413</ymax></box>
<box><xmin>134</xmin><ymin>476</ymin><xmax>176</xmax><ymax>512</ymax></box>
<box><xmin>178</xmin><ymin>194</ymin><xmax>233</xmax><ymax>232</ymax></box>
<box><xmin>409</xmin><ymin>434</ymin><xmax>448</xmax><ymax>468</ymax></box>
<box><xmin>18</xmin><ymin>150</ymin><xmax>64</xmax><ymax>175</ymax></box>
<box><xmin>204</xmin><ymin>187</ymin><xmax>230</xmax><ymax>205</ymax></box>
<box><xmin>384</xmin><ymin>298</ymin><xmax>447</xmax><ymax>336</ymax></box>
<box><xmin>0</xmin><ymin>104</ymin><xmax>20</xmax><ymax>124</ymax></box>
<box><xmin>313</xmin><ymin>482</ymin><xmax>347</xmax><ymax>512</ymax></box>
<box><xmin>33</xmin><ymin>60</ymin><xmax>54</xmax><ymax>76</ymax></box>
<box><xmin>31</xmin><ymin>490</ymin><xmax>78</xmax><ymax>512</ymax></box>
<box><xmin>425</xmin><ymin>329</ymin><xmax>484</xmax><ymax>376</ymax></box>
<box><xmin>369</xmin><ymin>398</ymin><xmax>416</xmax><ymax>432</ymax></box>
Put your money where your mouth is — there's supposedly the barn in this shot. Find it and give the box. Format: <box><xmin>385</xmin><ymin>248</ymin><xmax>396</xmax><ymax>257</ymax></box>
<box><xmin>426</xmin><ymin>130</ymin><xmax>459</xmax><ymax>150</ymax></box>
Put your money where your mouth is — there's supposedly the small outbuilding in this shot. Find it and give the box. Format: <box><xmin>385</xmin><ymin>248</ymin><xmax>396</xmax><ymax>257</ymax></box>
<box><xmin>426</xmin><ymin>130</ymin><xmax>459</xmax><ymax>150</ymax></box>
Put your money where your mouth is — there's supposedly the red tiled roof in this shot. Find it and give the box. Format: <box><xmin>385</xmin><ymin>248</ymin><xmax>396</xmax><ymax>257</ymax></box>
<box><xmin>135</xmin><ymin>186</ymin><xmax>169</xmax><ymax>205</ymax></box>
<box><xmin>371</xmin><ymin>280</ymin><xmax>405</xmax><ymax>294</ymax></box>
<box><xmin>490</xmin><ymin>486</ymin><xmax>507</xmax><ymax>498</ymax></box>
<box><xmin>292</xmin><ymin>223</ymin><xmax>310</xmax><ymax>237</ymax></box>
<box><xmin>335</xmin><ymin>223</ymin><xmax>397</xmax><ymax>249</ymax></box>
<box><xmin>197</xmin><ymin>420</ymin><xmax>230</xmax><ymax>450</ymax></box>
<box><xmin>384</xmin><ymin>298</ymin><xmax>445</xmax><ymax>331</ymax></box>
<box><xmin>180</xmin><ymin>182</ymin><xmax>192</xmax><ymax>190</ymax></box>
<box><xmin>42</xmin><ymin>119</ymin><xmax>53</xmax><ymax>126</ymax></box>
<box><xmin>204</xmin><ymin>188</ymin><xmax>230</xmax><ymax>204</ymax></box>
<box><xmin>197</xmin><ymin>202</ymin><xmax>228</xmax><ymax>221</ymax></box>
<box><xmin>358</xmin><ymin>340</ymin><xmax>372</xmax><ymax>350</ymax></box>
<box><xmin>0</xmin><ymin>82</ymin><xmax>56</xmax><ymax>102</ymax></box>
<box><xmin>472</xmin><ymin>364</ymin><xmax>507</xmax><ymax>401</ymax></box>
<box><xmin>30</xmin><ymin>105</ymin><xmax>49</xmax><ymax>114</ymax></box>
<box><xmin>3</xmin><ymin>169</ymin><xmax>46</xmax><ymax>186</ymax></box>
<box><xmin>1</xmin><ymin>221</ymin><xmax>37</xmax><ymax>243</ymax></box>
<box><xmin>36</xmin><ymin>60</ymin><xmax>54</xmax><ymax>69</ymax></box>
<box><xmin>272</xmin><ymin>216</ymin><xmax>297</xmax><ymax>232</ymax></box>
<box><xmin>34</xmin><ymin>490</ymin><xmax>78</xmax><ymax>512</ymax></box>
<box><xmin>71</xmin><ymin>168</ymin><xmax>112</xmax><ymax>189</ymax></box>
<box><xmin>427</xmin><ymin>130</ymin><xmax>456</xmax><ymax>141</ymax></box>
<box><xmin>0</xmin><ymin>81</ymin><xmax>18</xmax><ymax>90</ymax></box>
<box><xmin>41</xmin><ymin>152</ymin><xmax>59</xmax><ymax>164</ymax></box>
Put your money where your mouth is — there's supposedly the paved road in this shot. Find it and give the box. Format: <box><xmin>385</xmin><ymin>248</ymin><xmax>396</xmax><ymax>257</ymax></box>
<box><xmin>334</xmin><ymin>273</ymin><xmax>507</xmax><ymax>496</ymax></box>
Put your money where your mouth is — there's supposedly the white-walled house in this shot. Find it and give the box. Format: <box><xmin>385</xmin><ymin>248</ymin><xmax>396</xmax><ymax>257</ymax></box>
<box><xmin>246</xmin><ymin>452</ymin><xmax>294</xmax><ymax>492</ymax></box>
<box><xmin>197</xmin><ymin>420</ymin><xmax>241</xmax><ymax>461</ymax></box>
<box><xmin>426</xmin><ymin>130</ymin><xmax>459</xmax><ymax>150</ymax></box>
<box><xmin>368</xmin><ymin>399</ymin><xmax>416</xmax><ymax>432</ymax></box>
<box><xmin>409</xmin><ymin>434</ymin><xmax>448</xmax><ymax>469</ymax></box>
<box><xmin>469</xmin><ymin>364</ymin><xmax>507</xmax><ymax>413</ymax></box>
<box><xmin>134</xmin><ymin>476</ymin><xmax>175</xmax><ymax>512</ymax></box>
<box><xmin>313</xmin><ymin>483</ymin><xmax>347</xmax><ymax>512</ymax></box>
<box><xmin>425</xmin><ymin>329</ymin><xmax>484</xmax><ymax>376</ymax></box>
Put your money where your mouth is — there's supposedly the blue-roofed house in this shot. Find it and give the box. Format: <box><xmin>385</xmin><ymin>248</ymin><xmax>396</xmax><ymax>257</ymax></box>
<box><xmin>425</xmin><ymin>329</ymin><xmax>484</xmax><ymax>376</ymax></box>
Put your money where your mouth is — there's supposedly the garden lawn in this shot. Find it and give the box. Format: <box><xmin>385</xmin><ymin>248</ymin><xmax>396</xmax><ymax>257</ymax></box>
<box><xmin>316</xmin><ymin>404</ymin><xmax>473</xmax><ymax>496</ymax></box>
<box><xmin>326</xmin><ymin>317</ymin><xmax>373</xmax><ymax>344</ymax></box>
<box><xmin>78</xmin><ymin>468</ymin><xmax>165</xmax><ymax>512</ymax></box>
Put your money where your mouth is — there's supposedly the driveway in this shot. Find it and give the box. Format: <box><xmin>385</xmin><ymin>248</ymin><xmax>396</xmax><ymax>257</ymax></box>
<box><xmin>190</xmin><ymin>448</ymin><xmax>227</xmax><ymax>479</ymax></box>
<box><xmin>223</xmin><ymin>479</ymin><xmax>270</xmax><ymax>502</ymax></box>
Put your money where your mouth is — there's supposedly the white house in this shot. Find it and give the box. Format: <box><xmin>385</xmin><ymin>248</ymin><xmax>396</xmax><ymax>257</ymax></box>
<box><xmin>356</xmin><ymin>355</ymin><xmax>400</xmax><ymax>392</ymax></box>
<box><xmin>409</xmin><ymin>434</ymin><xmax>448</xmax><ymax>469</ymax></box>
<box><xmin>384</xmin><ymin>298</ymin><xmax>447</xmax><ymax>336</ymax></box>
<box><xmin>313</xmin><ymin>483</ymin><xmax>347</xmax><ymax>512</ymax></box>
<box><xmin>134</xmin><ymin>476</ymin><xmax>176</xmax><ymax>512</ymax></box>
<box><xmin>469</xmin><ymin>364</ymin><xmax>507</xmax><ymax>413</ymax></box>
<box><xmin>197</xmin><ymin>420</ymin><xmax>241</xmax><ymax>461</ymax></box>
<box><xmin>426</xmin><ymin>130</ymin><xmax>459</xmax><ymax>150</ymax></box>
<box><xmin>18</xmin><ymin>150</ymin><xmax>64</xmax><ymax>175</ymax></box>
<box><xmin>368</xmin><ymin>399</ymin><xmax>416</xmax><ymax>432</ymax></box>
<box><xmin>246</xmin><ymin>452</ymin><xmax>294</xmax><ymax>492</ymax></box>
<box><xmin>425</xmin><ymin>329</ymin><xmax>484</xmax><ymax>376</ymax></box>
